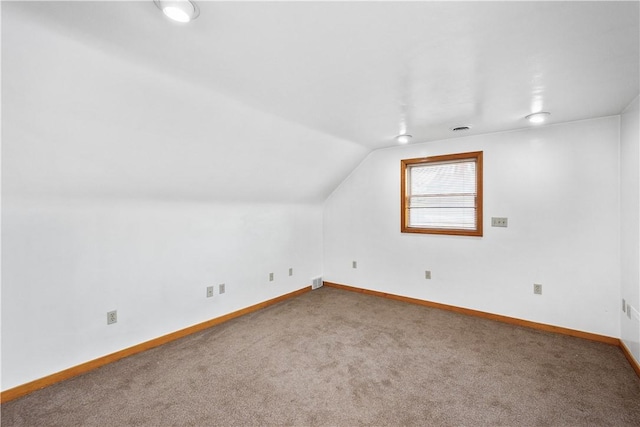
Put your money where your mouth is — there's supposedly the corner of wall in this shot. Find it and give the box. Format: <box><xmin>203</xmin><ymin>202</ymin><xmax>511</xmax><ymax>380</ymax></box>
<box><xmin>619</xmin><ymin>92</ymin><xmax>640</xmax><ymax>367</ymax></box>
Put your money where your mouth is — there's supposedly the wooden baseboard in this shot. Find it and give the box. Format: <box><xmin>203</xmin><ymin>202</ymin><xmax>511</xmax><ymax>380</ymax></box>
<box><xmin>1</xmin><ymin>286</ymin><xmax>311</xmax><ymax>404</ymax></box>
<box><xmin>323</xmin><ymin>282</ymin><xmax>620</xmax><ymax>346</ymax></box>
<box><xmin>620</xmin><ymin>340</ymin><xmax>640</xmax><ymax>378</ymax></box>
<box><xmin>4</xmin><ymin>282</ymin><xmax>638</xmax><ymax>403</ymax></box>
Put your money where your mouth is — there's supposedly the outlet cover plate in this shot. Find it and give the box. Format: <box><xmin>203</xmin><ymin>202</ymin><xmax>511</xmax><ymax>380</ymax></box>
<box><xmin>492</xmin><ymin>217</ymin><xmax>508</xmax><ymax>227</ymax></box>
<box><xmin>425</xmin><ymin>270</ymin><xmax>431</xmax><ymax>280</ymax></box>
<box><xmin>533</xmin><ymin>284</ymin><xmax>542</xmax><ymax>295</ymax></box>
<box><xmin>219</xmin><ymin>283</ymin><xmax>225</xmax><ymax>294</ymax></box>
<box><xmin>206</xmin><ymin>286</ymin><xmax>214</xmax><ymax>298</ymax></box>
<box><xmin>107</xmin><ymin>310</ymin><xmax>117</xmax><ymax>325</ymax></box>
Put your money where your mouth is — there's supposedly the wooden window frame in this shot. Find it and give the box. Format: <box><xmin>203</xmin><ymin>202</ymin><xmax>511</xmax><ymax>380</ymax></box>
<box><xmin>401</xmin><ymin>151</ymin><xmax>483</xmax><ymax>236</ymax></box>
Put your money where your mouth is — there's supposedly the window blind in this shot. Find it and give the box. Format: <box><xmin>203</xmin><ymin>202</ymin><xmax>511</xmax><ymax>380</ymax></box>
<box><xmin>407</xmin><ymin>159</ymin><xmax>477</xmax><ymax>230</ymax></box>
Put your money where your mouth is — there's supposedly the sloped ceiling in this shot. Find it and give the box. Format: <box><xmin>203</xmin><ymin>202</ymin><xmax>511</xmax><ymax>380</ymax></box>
<box><xmin>2</xmin><ymin>1</ymin><xmax>639</xmax><ymax>202</ymax></box>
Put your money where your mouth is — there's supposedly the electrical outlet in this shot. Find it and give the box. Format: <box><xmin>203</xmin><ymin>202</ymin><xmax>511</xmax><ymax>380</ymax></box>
<box><xmin>425</xmin><ymin>270</ymin><xmax>431</xmax><ymax>280</ymax></box>
<box><xmin>533</xmin><ymin>284</ymin><xmax>542</xmax><ymax>295</ymax></box>
<box><xmin>107</xmin><ymin>310</ymin><xmax>117</xmax><ymax>325</ymax></box>
<box><xmin>219</xmin><ymin>283</ymin><xmax>225</xmax><ymax>294</ymax></box>
<box><xmin>206</xmin><ymin>286</ymin><xmax>214</xmax><ymax>298</ymax></box>
<box><xmin>289</xmin><ymin>268</ymin><xmax>293</xmax><ymax>276</ymax></box>
<box><xmin>622</xmin><ymin>298</ymin><xmax>626</xmax><ymax>313</ymax></box>
<box><xmin>491</xmin><ymin>217</ymin><xmax>508</xmax><ymax>227</ymax></box>
<box><xmin>269</xmin><ymin>273</ymin><xmax>274</xmax><ymax>282</ymax></box>
<box><xmin>628</xmin><ymin>304</ymin><xmax>632</xmax><ymax>319</ymax></box>
<box><xmin>352</xmin><ymin>261</ymin><xmax>357</xmax><ymax>269</ymax></box>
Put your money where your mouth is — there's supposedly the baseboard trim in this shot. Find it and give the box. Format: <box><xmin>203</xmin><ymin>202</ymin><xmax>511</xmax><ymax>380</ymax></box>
<box><xmin>323</xmin><ymin>282</ymin><xmax>619</xmax><ymax>346</ymax></box>
<box><xmin>1</xmin><ymin>286</ymin><xmax>311</xmax><ymax>404</ymax></box>
<box><xmin>620</xmin><ymin>340</ymin><xmax>640</xmax><ymax>378</ymax></box>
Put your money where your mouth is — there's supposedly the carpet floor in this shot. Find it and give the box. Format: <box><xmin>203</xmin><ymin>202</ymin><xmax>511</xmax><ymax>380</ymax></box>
<box><xmin>2</xmin><ymin>286</ymin><xmax>640</xmax><ymax>426</ymax></box>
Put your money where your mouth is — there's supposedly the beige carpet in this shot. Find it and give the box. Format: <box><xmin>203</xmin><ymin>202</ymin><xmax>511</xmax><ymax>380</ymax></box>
<box><xmin>2</xmin><ymin>286</ymin><xmax>640</xmax><ymax>426</ymax></box>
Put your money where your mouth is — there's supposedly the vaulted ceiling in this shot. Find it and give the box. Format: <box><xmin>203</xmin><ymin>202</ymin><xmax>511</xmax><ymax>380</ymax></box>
<box><xmin>3</xmin><ymin>1</ymin><xmax>639</xmax><ymax>202</ymax></box>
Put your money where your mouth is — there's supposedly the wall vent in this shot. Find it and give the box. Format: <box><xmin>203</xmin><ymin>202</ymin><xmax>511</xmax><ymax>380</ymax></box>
<box><xmin>312</xmin><ymin>277</ymin><xmax>323</xmax><ymax>290</ymax></box>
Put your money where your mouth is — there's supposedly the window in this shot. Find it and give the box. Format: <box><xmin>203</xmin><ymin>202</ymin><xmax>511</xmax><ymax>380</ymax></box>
<box><xmin>401</xmin><ymin>151</ymin><xmax>483</xmax><ymax>236</ymax></box>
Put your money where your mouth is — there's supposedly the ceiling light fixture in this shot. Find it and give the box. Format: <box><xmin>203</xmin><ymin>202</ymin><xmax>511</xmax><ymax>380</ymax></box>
<box><xmin>154</xmin><ymin>0</ymin><xmax>200</xmax><ymax>23</ymax></box>
<box><xmin>525</xmin><ymin>112</ymin><xmax>551</xmax><ymax>124</ymax></box>
<box><xmin>396</xmin><ymin>134</ymin><xmax>412</xmax><ymax>144</ymax></box>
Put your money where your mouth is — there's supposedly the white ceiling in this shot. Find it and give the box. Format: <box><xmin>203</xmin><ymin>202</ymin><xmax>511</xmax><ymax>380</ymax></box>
<box><xmin>14</xmin><ymin>0</ymin><xmax>638</xmax><ymax>148</ymax></box>
<box><xmin>2</xmin><ymin>1</ymin><xmax>639</xmax><ymax>202</ymax></box>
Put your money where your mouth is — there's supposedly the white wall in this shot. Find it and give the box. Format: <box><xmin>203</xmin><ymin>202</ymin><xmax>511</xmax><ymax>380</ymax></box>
<box><xmin>324</xmin><ymin>117</ymin><xmax>621</xmax><ymax>337</ymax></box>
<box><xmin>2</xmin><ymin>196</ymin><xmax>322</xmax><ymax>390</ymax></box>
<box><xmin>1</xmin><ymin>5</ymin><xmax>367</xmax><ymax>204</ymax></box>
<box><xmin>2</xmin><ymin>2</ymin><xmax>635</xmax><ymax>393</ymax></box>
<box><xmin>1</xmin><ymin>5</ymin><xmax>337</xmax><ymax>391</ymax></box>
<box><xmin>620</xmin><ymin>95</ymin><xmax>640</xmax><ymax>364</ymax></box>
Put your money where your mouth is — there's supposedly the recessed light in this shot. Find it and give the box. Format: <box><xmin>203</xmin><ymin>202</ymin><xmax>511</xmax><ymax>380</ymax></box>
<box><xmin>396</xmin><ymin>134</ymin><xmax>412</xmax><ymax>144</ymax></box>
<box><xmin>525</xmin><ymin>112</ymin><xmax>551</xmax><ymax>124</ymax></box>
<box><xmin>154</xmin><ymin>0</ymin><xmax>200</xmax><ymax>23</ymax></box>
